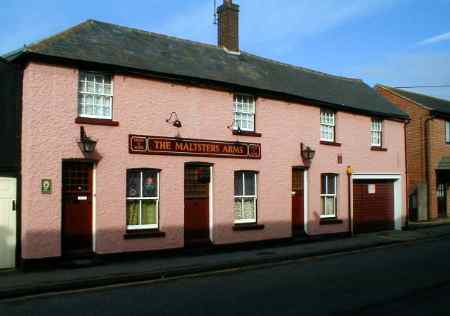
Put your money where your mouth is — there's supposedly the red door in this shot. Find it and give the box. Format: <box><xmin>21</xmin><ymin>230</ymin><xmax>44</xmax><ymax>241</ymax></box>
<box><xmin>353</xmin><ymin>180</ymin><xmax>395</xmax><ymax>234</ymax></box>
<box><xmin>62</xmin><ymin>161</ymin><xmax>93</xmax><ymax>256</ymax></box>
<box><xmin>184</xmin><ymin>165</ymin><xmax>210</xmax><ymax>247</ymax></box>
<box><xmin>292</xmin><ymin>169</ymin><xmax>305</xmax><ymax>235</ymax></box>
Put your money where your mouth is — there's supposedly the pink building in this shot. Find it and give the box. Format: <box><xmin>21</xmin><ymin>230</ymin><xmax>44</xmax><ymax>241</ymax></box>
<box><xmin>0</xmin><ymin>1</ymin><xmax>408</xmax><ymax>268</ymax></box>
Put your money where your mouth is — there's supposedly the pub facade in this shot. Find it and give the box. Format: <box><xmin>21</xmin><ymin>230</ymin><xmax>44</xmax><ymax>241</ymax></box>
<box><xmin>0</xmin><ymin>1</ymin><xmax>409</xmax><ymax>268</ymax></box>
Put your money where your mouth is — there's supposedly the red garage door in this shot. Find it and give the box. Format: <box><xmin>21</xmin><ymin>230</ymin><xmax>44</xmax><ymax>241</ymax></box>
<box><xmin>353</xmin><ymin>180</ymin><xmax>395</xmax><ymax>234</ymax></box>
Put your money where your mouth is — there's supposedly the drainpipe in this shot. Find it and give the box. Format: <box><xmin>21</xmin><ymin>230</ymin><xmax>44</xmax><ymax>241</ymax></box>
<box><xmin>424</xmin><ymin>114</ymin><xmax>436</xmax><ymax>221</ymax></box>
<box><xmin>346</xmin><ymin>166</ymin><xmax>353</xmax><ymax>237</ymax></box>
<box><xmin>404</xmin><ymin>118</ymin><xmax>411</xmax><ymax>229</ymax></box>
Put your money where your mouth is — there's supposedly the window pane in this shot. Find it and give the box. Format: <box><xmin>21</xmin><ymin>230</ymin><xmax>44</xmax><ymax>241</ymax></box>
<box><xmin>234</xmin><ymin>198</ymin><xmax>243</xmax><ymax>221</ymax></box>
<box><xmin>234</xmin><ymin>172</ymin><xmax>243</xmax><ymax>195</ymax></box>
<box><xmin>447</xmin><ymin>122</ymin><xmax>450</xmax><ymax>142</ymax></box>
<box><xmin>244</xmin><ymin>172</ymin><xmax>256</xmax><ymax>195</ymax></box>
<box><xmin>126</xmin><ymin>200</ymin><xmax>140</xmax><ymax>226</ymax></box>
<box><xmin>87</xmin><ymin>80</ymin><xmax>95</xmax><ymax>93</ymax></box>
<box><xmin>321</xmin><ymin>175</ymin><xmax>326</xmax><ymax>194</ymax></box>
<box><xmin>324</xmin><ymin>197</ymin><xmax>336</xmax><ymax>216</ymax></box>
<box><xmin>127</xmin><ymin>171</ymin><xmax>141</xmax><ymax>197</ymax></box>
<box><xmin>142</xmin><ymin>170</ymin><xmax>158</xmax><ymax>197</ymax></box>
<box><xmin>243</xmin><ymin>197</ymin><xmax>256</xmax><ymax>220</ymax></box>
<box><xmin>234</xmin><ymin>95</ymin><xmax>255</xmax><ymax>131</ymax></box>
<box><xmin>142</xmin><ymin>200</ymin><xmax>157</xmax><ymax>225</ymax></box>
<box><xmin>327</xmin><ymin>175</ymin><xmax>336</xmax><ymax>194</ymax></box>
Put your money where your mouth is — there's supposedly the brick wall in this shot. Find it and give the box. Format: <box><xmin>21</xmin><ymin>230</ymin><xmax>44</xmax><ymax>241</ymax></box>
<box><xmin>217</xmin><ymin>0</ymin><xmax>240</xmax><ymax>52</ymax></box>
<box><xmin>377</xmin><ymin>86</ymin><xmax>450</xmax><ymax>220</ymax></box>
<box><xmin>376</xmin><ymin>86</ymin><xmax>427</xmax><ymax>195</ymax></box>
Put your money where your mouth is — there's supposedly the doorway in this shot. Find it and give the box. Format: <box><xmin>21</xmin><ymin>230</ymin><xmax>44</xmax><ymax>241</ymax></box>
<box><xmin>0</xmin><ymin>177</ymin><xmax>16</xmax><ymax>269</ymax></box>
<box><xmin>184</xmin><ymin>163</ymin><xmax>211</xmax><ymax>247</ymax></box>
<box><xmin>437</xmin><ymin>182</ymin><xmax>447</xmax><ymax>218</ymax></box>
<box><xmin>62</xmin><ymin>161</ymin><xmax>94</xmax><ymax>256</ymax></box>
<box><xmin>292</xmin><ymin>168</ymin><xmax>305</xmax><ymax>236</ymax></box>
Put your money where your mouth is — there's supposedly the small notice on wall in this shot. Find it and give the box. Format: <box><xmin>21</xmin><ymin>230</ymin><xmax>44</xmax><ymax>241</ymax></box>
<box><xmin>368</xmin><ymin>184</ymin><xmax>376</xmax><ymax>194</ymax></box>
<box><xmin>41</xmin><ymin>179</ymin><xmax>52</xmax><ymax>194</ymax></box>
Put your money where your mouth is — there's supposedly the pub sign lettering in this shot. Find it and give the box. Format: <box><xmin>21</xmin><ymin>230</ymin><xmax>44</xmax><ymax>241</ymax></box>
<box><xmin>129</xmin><ymin>135</ymin><xmax>261</xmax><ymax>159</ymax></box>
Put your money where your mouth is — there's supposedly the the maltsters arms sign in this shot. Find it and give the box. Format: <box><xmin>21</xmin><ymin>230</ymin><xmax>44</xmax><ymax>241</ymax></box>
<box><xmin>129</xmin><ymin>135</ymin><xmax>261</xmax><ymax>159</ymax></box>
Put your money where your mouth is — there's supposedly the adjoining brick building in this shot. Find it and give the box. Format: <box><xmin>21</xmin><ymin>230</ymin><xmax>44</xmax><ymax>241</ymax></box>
<box><xmin>376</xmin><ymin>85</ymin><xmax>450</xmax><ymax>221</ymax></box>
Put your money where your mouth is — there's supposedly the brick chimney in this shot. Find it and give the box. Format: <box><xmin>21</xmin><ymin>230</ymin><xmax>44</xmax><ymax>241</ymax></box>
<box><xmin>217</xmin><ymin>0</ymin><xmax>240</xmax><ymax>52</ymax></box>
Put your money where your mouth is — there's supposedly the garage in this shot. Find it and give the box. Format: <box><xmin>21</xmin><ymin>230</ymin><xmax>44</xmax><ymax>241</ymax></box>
<box><xmin>353</xmin><ymin>179</ymin><xmax>395</xmax><ymax>234</ymax></box>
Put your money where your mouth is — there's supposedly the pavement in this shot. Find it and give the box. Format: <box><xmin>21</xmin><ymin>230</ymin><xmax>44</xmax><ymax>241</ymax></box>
<box><xmin>1</xmin><ymin>224</ymin><xmax>450</xmax><ymax>300</ymax></box>
<box><xmin>408</xmin><ymin>217</ymin><xmax>450</xmax><ymax>229</ymax></box>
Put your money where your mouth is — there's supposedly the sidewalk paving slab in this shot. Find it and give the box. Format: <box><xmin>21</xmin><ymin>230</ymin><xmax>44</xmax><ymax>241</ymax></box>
<box><xmin>1</xmin><ymin>225</ymin><xmax>450</xmax><ymax>300</ymax></box>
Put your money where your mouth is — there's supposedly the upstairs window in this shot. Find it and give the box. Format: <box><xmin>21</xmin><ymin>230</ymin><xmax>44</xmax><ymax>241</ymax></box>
<box><xmin>126</xmin><ymin>169</ymin><xmax>159</xmax><ymax>230</ymax></box>
<box><xmin>371</xmin><ymin>119</ymin><xmax>383</xmax><ymax>147</ymax></box>
<box><xmin>234</xmin><ymin>171</ymin><xmax>257</xmax><ymax>224</ymax></box>
<box><xmin>78</xmin><ymin>72</ymin><xmax>113</xmax><ymax>119</ymax></box>
<box><xmin>446</xmin><ymin>121</ymin><xmax>450</xmax><ymax>143</ymax></box>
<box><xmin>234</xmin><ymin>95</ymin><xmax>256</xmax><ymax>132</ymax></box>
<box><xmin>320</xmin><ymin>110</ymin><xmax>335</xmax><ymax>142</ymax></box>
<box><xmin>320</xmin><ymin>174</ymin><xmax>337</xmax><ymax>218</ymax></box>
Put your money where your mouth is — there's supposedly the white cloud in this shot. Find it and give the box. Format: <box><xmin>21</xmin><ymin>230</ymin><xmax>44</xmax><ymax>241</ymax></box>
<box><xmin>418</xmin><ymin>31</ymin><xmax>450</xmax><ymax>46</ymax></box>
<box><xmin>343</xmin><ymin>52</ymin><xmax>450</xmax><ymax>100</ymax></box>
<box><xmin>157</xmin><ymin>0</ymin><xmax>400</xmax><ymax>52</ymax></box>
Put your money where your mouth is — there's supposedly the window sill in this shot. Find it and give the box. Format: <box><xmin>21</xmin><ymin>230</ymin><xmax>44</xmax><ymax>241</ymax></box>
<box><xmin>320</xmin><ymin>141</ymin><xmax>341</xmax><ymax>147</ymax></box>
<box><xmin>75</xmin><ymin>117</ymin><xmax>120</xmax><ymax>126</ymax></box>
<box><xmin>371</xmin><ymin>146</ymin><xmax>387</xmax><ymax>152</ymax></box>
<box><xmin>232</xmin><ymin>130</ymin><xmax>262</xmax><ymax>137</ymax></box>
<box><xmin>124</xmin><ymin>229</ymin><xmax>166</xmax><ymax>239</ymax></box>
<box><xmin>320</xmin><ymin>218</ymin><xmax>343</xmax><ymax>225</ymax></box>
<box><xmin>233</xmin><ymin>223</ymin><xmax>265</xmax><ymax>231</ymax></box>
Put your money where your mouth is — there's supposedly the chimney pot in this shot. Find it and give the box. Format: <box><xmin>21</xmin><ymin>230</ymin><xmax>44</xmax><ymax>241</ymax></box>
<box><xmin>217</xmin><ymin>0</ymin><xmax>240</xmax><ymax>52</ymax></box>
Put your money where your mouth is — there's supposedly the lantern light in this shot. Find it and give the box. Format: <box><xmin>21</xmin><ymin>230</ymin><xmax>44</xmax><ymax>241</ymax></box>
<box><xmin>301</xmin><ymin>143</ymin><xmax>316</xmax><ymax>162</ymax></box>
<box><xmin>78</xmin><ymin>126</ymin><xmax>97</xmax><ymax>154</ymax></box>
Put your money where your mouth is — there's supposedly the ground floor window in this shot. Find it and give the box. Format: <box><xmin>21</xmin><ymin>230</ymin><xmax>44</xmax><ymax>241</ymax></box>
<box><xmin>234</xmin><ymin>171</ymin><xmax>257</xmax><ymax>224</ymax></box>
<box><xmin>320</xmin><ymin>173</ymin><xmax>337</xmax><ymax>218</ymax></box>
<box><xmin>126</xmin><ymin>169</ymin><xmax>159</xmax><ymax>230</ymax></box>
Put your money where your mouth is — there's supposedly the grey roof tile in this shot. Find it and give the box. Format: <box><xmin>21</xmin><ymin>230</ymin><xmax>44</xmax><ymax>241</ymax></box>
<box><xmin>381</xmin><ymin>85</ymin><xmax>450</xmax><ymax>116</ymax></box>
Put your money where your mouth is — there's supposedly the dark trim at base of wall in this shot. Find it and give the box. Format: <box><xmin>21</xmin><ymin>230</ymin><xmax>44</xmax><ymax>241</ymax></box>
<box><xmin>19</xmin><ymin>231</ymin><xmax>350</xmax><ymax>272</ymax></box>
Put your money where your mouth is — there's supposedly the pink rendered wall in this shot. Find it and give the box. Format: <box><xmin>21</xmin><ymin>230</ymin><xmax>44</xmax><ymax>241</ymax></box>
<box><xmin>21</xmin><ymin>62</ymin><xmax>406</xmax><ymax>259</ymax></box>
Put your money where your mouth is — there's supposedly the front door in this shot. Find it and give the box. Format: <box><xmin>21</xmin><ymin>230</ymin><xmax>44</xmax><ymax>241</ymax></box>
<box><xmin>184</xmin><ymin>165</ymin><xmax>210</xmax><ymax>247</ymax></box>
<box><xmin>437</xmin><ymin>183</ymin><xmax>447</xmax><ymax>218</ymax></box>
<box><xmin>0</xmin><ymin>177</ymin><xmax>16</xmax><ymax>269</ymax></box>
<box><xmin>62</xmin><ymin>161</ymin><xmax>93</xmax><ymax>256</ymax></box>
<box><xmin>292</xmin><ymin>169</ymin><xmax>305</xmax><ymax>235</ymax></box>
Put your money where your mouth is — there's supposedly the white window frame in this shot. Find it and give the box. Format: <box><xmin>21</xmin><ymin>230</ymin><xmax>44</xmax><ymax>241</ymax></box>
<box><xmin>320</xmin><ymin>174</ymin><xmax>337</xmax><ymax>218</ymax></box>
<box><xmin>234</xmin><ymin>171</ymin><xmax>257</xmax><ymax>224</ymax></box>
<box><xmin>320</xmin><ymin>110</ymin><xmax>336</xmax><ymax>142</ymax></box>
<box><xmin>446</xmin><ymin>121</ymin><xmax>450</xmax><ymax>143</ymax></box>
<box><xmin>78</xmin><ymin>71</ymin><xmax>114</xmax><ymax>120</ymax></box>
<box><xmin>234</xmin><ymin>94</ymin><xmax>256</xmax><ymax>132</ymax></box>
<box><xmin>371</xmin><ymin>119</ymin><xmax>383</xmax><ymax>147</ymax></box>
<box><xmin>126</xmin><ymin>170</ymin><xmax>159</xmax><ymax>230</ymax></box>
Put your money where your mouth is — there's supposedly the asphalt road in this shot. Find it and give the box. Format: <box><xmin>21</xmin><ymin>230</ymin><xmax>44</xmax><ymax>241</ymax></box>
<box><xmin>1</xmin><ymin>236</ymin><xmax>450</xmax><ymax>316</ymax></box>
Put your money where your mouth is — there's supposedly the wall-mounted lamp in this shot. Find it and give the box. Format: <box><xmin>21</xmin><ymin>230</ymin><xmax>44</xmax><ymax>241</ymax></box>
<box><xmin>78</xmin><ymin>126</ymin><xmax>97</xmax><ymax>154</ymax></box>
<box><xmin>346</xmin><ymin>165</ymin><xmax>353</xmax><ymax>175</ymax></box>
<box><xmin>227</xmin><ymin>120</ymin><xmax>242</xmax><ymax>134</ymax></box>
<box><xmin>301</xmin><ymin>143</ymin><xmax>316</xmax><ymax>162</ymax></box>
<box><xmin>166</xmin><ymin>112</ymin><xmax>183</xmax><ymax>128</ymax></box>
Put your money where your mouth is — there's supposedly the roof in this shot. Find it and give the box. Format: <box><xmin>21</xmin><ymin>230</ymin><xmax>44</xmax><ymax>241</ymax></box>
<box><xmin>378</xmin><ymin>85</ymin><xmax>450</xmax><ymax>116</ymax></box>
<box><xmin>4</xmin><ymin>20</ymin><xmax>408</xmax><ymax>119</ymax></box>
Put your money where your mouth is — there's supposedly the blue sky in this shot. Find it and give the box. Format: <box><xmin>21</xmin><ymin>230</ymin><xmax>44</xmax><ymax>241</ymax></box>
<box><xmin>1</xmin><ymin>0</ymin><xmax>450</xmax><ymax>99</ymax></box>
